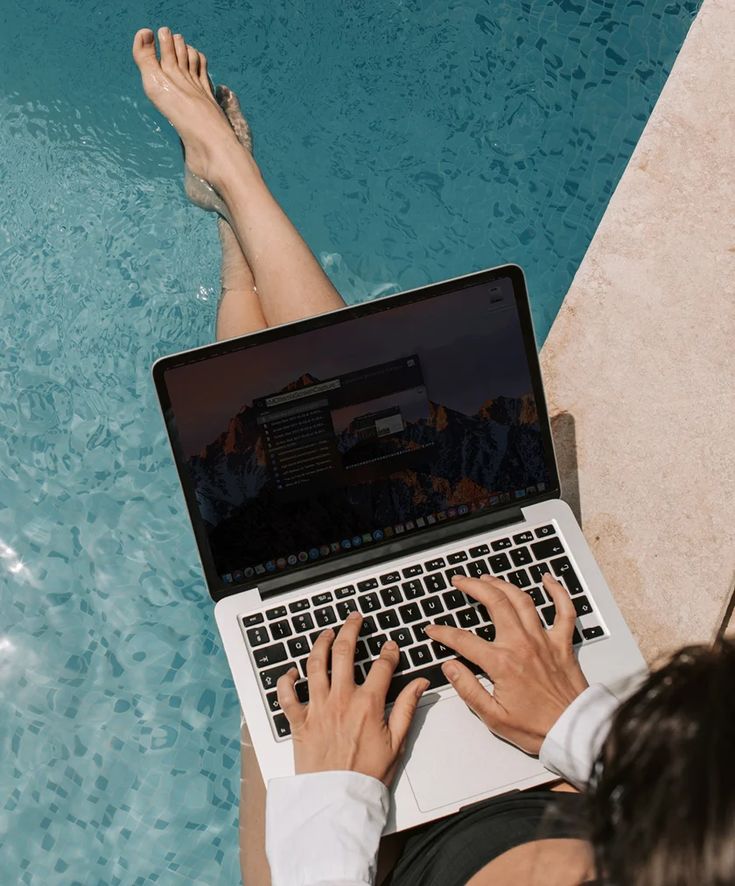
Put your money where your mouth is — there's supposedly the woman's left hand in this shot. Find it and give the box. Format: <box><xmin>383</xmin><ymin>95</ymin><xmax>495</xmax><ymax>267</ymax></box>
<box><xmin>277</xmin><ymin>610</ymin><xmax>429</xmax><ymax>786</ymax></box>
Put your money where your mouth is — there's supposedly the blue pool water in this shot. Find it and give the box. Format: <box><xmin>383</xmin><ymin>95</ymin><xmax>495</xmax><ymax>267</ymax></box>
<box><xmin>0</xmin><ymin>1</ymin><xmax>699</xmax><ymax>882</ymax></box>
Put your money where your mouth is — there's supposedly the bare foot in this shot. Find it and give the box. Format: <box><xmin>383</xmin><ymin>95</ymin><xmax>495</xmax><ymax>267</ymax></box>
<box><xmin>184</xmin><ymin>85</ymin><xmax>254</xmax><ymax>218</ymax></box>
<box><xmin>132</xmin><ymin>27</ymin><xmax>244</xmax><ymax>184</ymax></box>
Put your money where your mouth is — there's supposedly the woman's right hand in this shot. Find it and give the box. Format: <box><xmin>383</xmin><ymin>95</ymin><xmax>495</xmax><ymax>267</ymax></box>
<box><xmin>424</xmin><ymin>573</ymin><xmax>589</xmax><ymax>755</ymax></box>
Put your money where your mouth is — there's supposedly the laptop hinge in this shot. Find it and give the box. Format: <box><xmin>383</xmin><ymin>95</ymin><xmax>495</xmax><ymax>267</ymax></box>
<box><xmin>246</xmin><ymin>505</ymin><xmax>527</xmax><ymax>601</ymax></box>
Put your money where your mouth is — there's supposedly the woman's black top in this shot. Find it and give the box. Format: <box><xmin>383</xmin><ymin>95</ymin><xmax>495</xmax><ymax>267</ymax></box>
<box><xmin>386</xmin><ymin>789</ymin><xmax>594</xmax><ymax>886</ymax></box>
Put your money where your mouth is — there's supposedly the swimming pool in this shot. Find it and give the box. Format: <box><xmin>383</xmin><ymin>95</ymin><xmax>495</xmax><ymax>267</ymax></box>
<box><xmin>0</xmin><ymin>0</ymin><xmax>700</xmax><ymax>882</ymax></box>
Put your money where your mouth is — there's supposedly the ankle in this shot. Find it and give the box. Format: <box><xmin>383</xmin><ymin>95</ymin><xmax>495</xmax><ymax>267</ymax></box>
<box><xmin>209</xmin><ymin>149</ymin><xmax>262</xmax><ymax>198</ymax></box>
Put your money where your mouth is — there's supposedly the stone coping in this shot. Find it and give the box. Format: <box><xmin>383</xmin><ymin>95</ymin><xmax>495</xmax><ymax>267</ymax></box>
<box><xmin>540</xmin><ymin>0</ymin><xmax>735</xmax><ymax>664</ymax></box>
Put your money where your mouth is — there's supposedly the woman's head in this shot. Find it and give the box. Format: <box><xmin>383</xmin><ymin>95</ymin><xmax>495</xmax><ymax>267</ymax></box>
<box><xmin>588</xmin><ymin>639</ymin><xmax>735</xmax><ymax>886</ymax></box>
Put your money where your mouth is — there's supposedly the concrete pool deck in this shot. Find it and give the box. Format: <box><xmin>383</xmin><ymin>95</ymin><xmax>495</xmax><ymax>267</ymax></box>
<box><xmin>540</xmin><ymin>0</ymin><xmax>735</xmax><ymax>664</ymax></box>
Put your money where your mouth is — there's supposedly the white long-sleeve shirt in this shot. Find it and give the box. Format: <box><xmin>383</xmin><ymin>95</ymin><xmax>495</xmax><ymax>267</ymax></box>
<box><xmin>265</xmin><ymin>684</ymin><xmax>618</xmax><ymax>886</ymax></box>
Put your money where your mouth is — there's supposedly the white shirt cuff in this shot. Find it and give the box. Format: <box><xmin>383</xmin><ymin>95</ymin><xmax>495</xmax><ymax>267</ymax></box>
<box><xmin>266</xmin><ymin>770</ymin><xmax>389</xmax><ymax>886</ymax></box>
<box><xmin>539</xmin><ymin>683</ymin><xmax>619</xmax><ymax>788</ymax></box>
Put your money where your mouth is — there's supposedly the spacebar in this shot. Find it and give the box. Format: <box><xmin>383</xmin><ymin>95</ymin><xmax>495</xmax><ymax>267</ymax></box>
<box><xmin>386</xmin><ymin>658</ymin><xmax>481</xmax><ymax>704</ymax></box>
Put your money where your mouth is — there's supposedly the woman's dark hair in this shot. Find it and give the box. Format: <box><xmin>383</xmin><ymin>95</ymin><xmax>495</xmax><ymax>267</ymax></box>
<box><xmin>587</xmin><ymin>639</ymin><xmax>735</xmax><ymax>886</ymax></box>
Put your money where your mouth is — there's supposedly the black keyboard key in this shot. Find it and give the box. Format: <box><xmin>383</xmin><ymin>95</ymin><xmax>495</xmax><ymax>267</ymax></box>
<box><xmin>445</xmin><ymin>565</ymin><xmax>467</xmax><ymax>581</ymax></box>
<box><xmin>531</xmin><ymin>538</ymin><xmax>565</xmax><ymax>560</ymax></box>
<box><xmin>550</xmin><ymin>556</ymin><xmax>573</xmax><ymax>577</ymax></box>
<box><xmin>507</xmin><ymin>569</ymin><xmax>531</xmax><ymax>589</ymax></box>
<box><xmin>402</xmin><ymin>579</ymin><xmax>425</xmax><ymax>600</ymax></box>
<box><xmin>337</xmin><ymin>599</ymin><xmax>358</xmax><ymax>619</ymax></box>
<box><xmin>287</xmin><ymin>636</ymin><xmax>310</xmax><ymax>657</ymax></box>
<box><xmin>289</xmin><ymin>599</ymin><xmax>310</xmax><ymax>613</ymax></box>
<box><xmin>358</xmin><ymin>592</ymin><xmax>381</xmax><ymax>614</ymax></box>
<box><xmin>476</xmin><ymin>623</ymin><xmax>496</xmax><ymax>642</ymax></box>
<box><xmin>395</xmin><ymin>651</ymin><xmax>411</xmax><ymax>672</ymax></box>
<box><xmin>314</xmin><ymin>606</ymin><xmax>337</xmax><ymax>627</ymax></box>
<box><xmin>424</xmin><ymin>573</ymin><xmax>447</xmax><ymax>593</ymax></box>
<box><xmin>513</xmin><ymin>531</ymin><xmax>535</xmax><ymax>544</ymax></box>
<box><xmin>510</xmin><ymin>546</ymin><xmax>532</xmax><ymax>567</ymax></box>
<box><xmin>355</xmin><ymin>639</ymin><xmax>369</xmax><ymax>662</ymax></box>
<box><xmin>530</xmin><ymin>563</ymin><xmax>551</xmax><ymax>583</ymax></box>
<box><xmin>442</xmin><ymin>590</ymin><xmax>465</xmax><ymax>610</ymax></box>
<box><xmin>402</xmin><ymin>564</ymin><xmax>424</xmax><ymax>578</ymax></box>
<box><xmin>466</xmin><ymin>559</ymin><xmax>488</xmax><ymax>578</ymax></box>
<box><xmin>421</xmin><ymin>596</ymin><xmax>444</xmax><ymax>617</ymax></box>
<box><xmin>357</xmin><ymin>578</ymin><xmax>379</xmax><ymax>592</ymax></box>
<box><xmin>266</xmin><ymin>691</ymin><xmax>281</xmax><ymax>713</ymax></box>
<box><xmin>527</xmin><ymin>586</ymin><xmax>546</xmax><ymax>607</ymax></box>
<box><xmin>573</xmin><ymin>596</ymin><xmax>593</xmax><ymax>617</ymax></box>
<box><xmin>266</xmin><ymin>606</ymin><xmax>287</xmax><ymax>620</ymax></box>
<box><xmin>413</xmin><ymin>622</ymin><xmax>429</xmax><ymax>642</ymax></box>
<box><xmin>399</xmin><ymin>602</ymin><xmax>422</xmax><ymax>623</ymax></box>
<box><xmin>271</xmin><ymin>620</ymin><xmax>293</xmax><ymax>640</ymax></box>
<box><xmin>380</xmin><ymin>571</ymin><xmax>401</xmax><ymax>585</ymax></box>
<box><xmin>489</xmin><ymin>553</ymin><xmax>511</xmax><ymax>573</ymax></box>
<box><xmin>259</xmin><ymin>662</ymin><xmax>295</xmax><ymax>691</ymax></box>
<box><xmin>573</xmin><ymin>627</ymin><xmax>583</xmax><ymax>645</ymax></box>
<box><xmin>431</xmin><ymin>640</ymin><xmax>453</xmax><ymax>659</ymax></box>
<box><xmin>367</xmin><ymin>634</ymin><xmax>388</xmax><ymax>656</ymax></box>
<box><xmin>469</xmin><ymin>543</ymin><xmax>490</xmax><ymax>557</ymax></box>
<box><xmin>435</xmin><ymin>613</ymin><xmax>457</xmax><ymax>628</ymax></box>
<box><xmin>447</xmin><ymin>551</ymin><xmax>468</xmax><ymax>564</ymax></box>
<box><xmin>540</xmin><ymin>604</ymin><xmax>556</xmax><ymax>626</ymax></box>
<box><xmin>557</xmin><ymin>564</ymin><xmax>584</xmax><ymax>596</ymax></box>
<box><xmin>457</xmin><ymin>607</ymin><xmax>480</xmax><ymax>628</ymax></box>
<box><xmin>424</xmin><ymin>557</ymin><xmax>446</xmax><ymax>571</ymax></box>
<box><xmin>378</xmin><ymin>609</ymin><xmax>400</xmax><ymax>630</ymax></box>
<box><xmin>299</xmin><ymin>658</ymin><xmax>309</xmax><ymax>678</ymax></box>
<box><xmin>313</xmin><ymin>592</ymin><xmax>334</xmax><ymax>606</ymax></box>
<box><xmin>475</xmin><ymin>603</ymin><xmax>491</xmax><ymax>621</ymax></box>
<box><xmin>390</xmin><ymin>627</ymin><xmax>413</xmax><ymax>647</ymax></box>
<box><xmin>359</xmin><ymin>616</ymin><xmax>378</xmax><ymax>637</ymax></box>
<box><xmin>310</xmin><ymin>630</ymin><xmax>324</xmax><ymax>644</ymax></box>
<box><xmin>583</xmin><ymin>625</ymin><xmax>605</xmax><ymax>640</ymax></box>
<box><xmin>354</xmin><ymin>664</ymin><xmax>366</xmax><ymax>685</ymax></box>
<box><xmin>409</xmin><ymin>644</ymin><xmax>433</xmax><ymax>667</ymax></box>
<box><xmin>491</xmin><ymin>537</ymin><xmax>512</xmax><ymax>551</ymax></box>
<box><xmin>273</xmin><ymin>713</ymin><xmax>291</xmax><ymax>738</ymax></box>
<box><xmin>254</xmin><ymin>642</ymin><xmax>287</xmax><ymax>668</ymax></box>
<box><xmin>242</xmin><ymin>613</ymin><xmax>264</xmax><ymax>627</ymax></box>
<box><xmin>335</xmin><ymin>585</ymin><xmax>356</xmax><ymax>598</ymax></box>
<box><xmin>535</xmin><ymin>524</ymin><xmax>556</xmax><ymax>538</ymax></box>
<box><xmin>381</xmin><ymin>586</ymin><xmax>403</xmax><ymax>607</ymax></box>
<box><xmin>295</xmin><ymin>681</ymin><xmax>309</xmax><ymax>703</ymax></box>
<box><xmin>386</xmin><ymin>663</ymin><xmax>447</xmax><ymax>704</ymax></box>
<box><xmin>293</xmin><ymin>612</ymin><xmax>315</xmax><ymax>633</ymax></box>
<box><xmin>246</xmin><ymin>626</ymin><xmax>269</xmax><ymax>647</ymax></box>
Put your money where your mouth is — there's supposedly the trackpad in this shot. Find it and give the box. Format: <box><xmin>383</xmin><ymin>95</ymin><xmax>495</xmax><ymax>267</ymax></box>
<box><xmin>404</xmin><ymin>694</ymin><xmax>547</xmax><ymax>812</ymax></box>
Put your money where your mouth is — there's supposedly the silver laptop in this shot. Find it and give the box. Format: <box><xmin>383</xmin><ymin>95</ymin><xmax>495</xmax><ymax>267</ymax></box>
<box><xmin>153</xmin><ymin>264</ymin><xmax>645</xmax><ymax>833</ymax></box>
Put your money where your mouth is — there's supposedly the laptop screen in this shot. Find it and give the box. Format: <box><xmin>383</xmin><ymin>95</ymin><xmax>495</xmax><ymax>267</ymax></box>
<box><xmin>157</xmin><ymin>269</ymin><xmax>557</xmax><ymax>594</ymax></box>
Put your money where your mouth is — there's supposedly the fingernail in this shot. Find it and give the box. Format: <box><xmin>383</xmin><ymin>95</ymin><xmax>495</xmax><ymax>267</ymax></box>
<box><xmin>443</xmin><ymin>663</ymin><xmax>459</xmax><ymax>681</ymax></box>
<box><xmin>416</xmin><ymin>679</ymin><xmax>430</xmax><ymax>696</ymax></box>
<box><xmin>322</xmin><ymin>628</ymin><xmax>334</xmax><ymax>637</ymax></box>
<box><xmin>424</xmin><ymin>625</ymin><xmax>436</xmax><ymax>634</ymax></box>
<box><xmin>384</xmin><ymin>640</ymin><xmax>397</xmax><ymax>651</ymax></box>
<box><xmin>348</xmin><ymin>611</ymin><xmax>361</xmax><ymax>620</ymax></box>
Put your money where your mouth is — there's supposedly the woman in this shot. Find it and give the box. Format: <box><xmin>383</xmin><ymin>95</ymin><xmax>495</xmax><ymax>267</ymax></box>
<box><xmin>132</xmin><ymin>29</ymin><xmax>735</xmax><ymax>885</ymax></box>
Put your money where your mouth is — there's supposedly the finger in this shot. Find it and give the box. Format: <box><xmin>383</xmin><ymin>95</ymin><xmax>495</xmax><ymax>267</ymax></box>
<box><xmin>388</xmin><ymin>677</ymin><xmax>430</xmax><ymax>750</ymax></box>
<box><xmin>423</xmin><ymin>623</ymin><xmax>496</xmax><ymax>671</ymax></box>
<box><xmin>172</xmin><ymin>33</ymin><xmax>189</xmax><ymax>68</ymax></box>
<box><xmin>276</xmin><ymin>666</ymin><xmax>307</xmax><ymax>728</ymax></box>
<box><xmin>472</xmin><ymin>575</ymin><xmax>545</xmax><ymax>638</ymax></box>
<box><xmin>330</xmin><ymin>611</ymin><xmax>362</xmax><ymax>693</ymax></box>
<box><xmin>442</xmin><ymin>658</ymin><xmax>505</xmax><ymax>729</ymax></box>
<box><xmin>543</xmin><ymin>574</ymin><xmax>577</xmax><ymax>650</ymax></box>
<box><xmin>363</xmin><ymin>639</ymin><xmax>400</xmax><ymax>699</ymax></box>
<box><xmin>451</xmin><ymin>575</ymin><xmax>523</xmax><ymax>636</ymax></box>
<box><xmin>306</xmin><ymin>628</ymin><xmax>335</xmax><ymax>703</ymax></box>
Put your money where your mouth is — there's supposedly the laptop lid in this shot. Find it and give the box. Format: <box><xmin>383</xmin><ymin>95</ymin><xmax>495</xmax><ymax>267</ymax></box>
<box><xmin>153</xmin><ymin>264</ymin><xmax>560</xmax><ymax>602</ymax></box>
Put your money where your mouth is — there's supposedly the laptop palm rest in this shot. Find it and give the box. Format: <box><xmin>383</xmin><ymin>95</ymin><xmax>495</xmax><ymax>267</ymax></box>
<box><xmin>403</xmin><ymin>694</ymin><xmax>548</xmax><ymax>812</ymax></box>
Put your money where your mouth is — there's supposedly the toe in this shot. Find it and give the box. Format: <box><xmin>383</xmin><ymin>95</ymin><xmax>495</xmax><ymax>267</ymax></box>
<box><xmin>198</xmin><ymin>52</ymin><xmax>210</xmax><ymax>89</ymax></box>
<box><xmin>186</xmin><ymin>45</ymin><xmax>200</xmax><ymax>78</ymax></box>
<box><xmin>157</xmin><ymin>27</ymin><xmax>177</xmax><ymax>69</ymax></box>
<box><xmin>172</xmin><ymin>33</ymin><xmax>188</xmax><ymax>69</ymax></box>
<box><xmin>132</xmin><ymin>28</ymin><xmax>158</xmax><ymax>69</ymax></box>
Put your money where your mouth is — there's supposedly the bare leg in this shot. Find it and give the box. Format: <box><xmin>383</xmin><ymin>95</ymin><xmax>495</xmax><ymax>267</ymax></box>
<box><xmin>215</xmin><ymin>218</ymin><xmax>267</xmax><ymax>340</ymax></box>
<box><xmin>132</xmin><ymin>27</ymin><xmax>345</xmax><ymax>330</ymax></box>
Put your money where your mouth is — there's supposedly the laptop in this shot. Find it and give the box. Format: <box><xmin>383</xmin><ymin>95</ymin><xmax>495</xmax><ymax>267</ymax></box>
<box><xmin>153</xmin><ymin>264</ymin><xmax>645</xmax><ymax>833</ymax></box>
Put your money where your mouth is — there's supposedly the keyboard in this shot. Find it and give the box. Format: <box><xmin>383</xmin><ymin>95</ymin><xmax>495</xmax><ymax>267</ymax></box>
<box><xmin>240</xmin><ymin>521</ymin><xmax>607</xmax><ymax>740</ymax></box>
